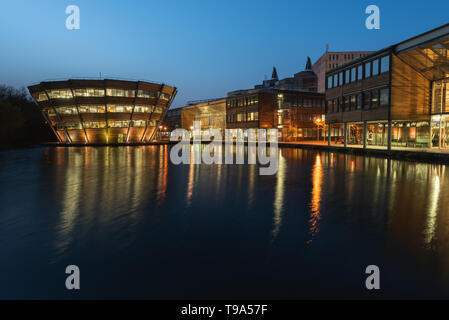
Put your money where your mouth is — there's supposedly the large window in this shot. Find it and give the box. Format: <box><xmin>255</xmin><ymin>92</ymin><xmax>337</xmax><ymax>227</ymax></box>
<box><xmin>339</xmin><ymin>72</ymin><xmax>343</xmax><ymax>86</ymax></box>
<box><xmin>357</xmin><ymin>66</ymin><xmax>363</xmax><ymax>81</ymax></box>
<box><xmin>392</xmin><ymin>121</ymin><xmax>430</xmax><ymax>148</ymax></box>
<box><xmin>79</xmin><ymin>105</ymin><xmax>106</xmax><ymax>113</ymax></box>
<box><xmin>107</xmin><ymin>88</ymin><xmax>135</xmax><ymax>97</ymax></box>
<box><xmin>363</xmin><ymin>91</ymin><xmax>371</xmax><ymax>109</ymax></box>
<box><xmin>48</xmin><ymin>89</ymin><xmax>73</xmax><ymax>99</ymax></box>
<box><xmin>37</xmin><ymin>93</ymin><xmax>48</xmax><ymax>102</ymax></box>
<box><xmin>327</xmin><ymin>76</ymin><xmax>333</xmax><ymax>89</ymax></box>
<box><xmin>346</xmin><ymin>123</ymin><xmax>364</xmax><ymax>145</ymax></box>
<box><xmin>333</xmin><ymin>74</ymin><xmax>338</xmax><ymax>88</ymax></box>
<box><xmin>107</xmin><ymin>105</ymin><xmax>133</xmax><ymax>113</ymax></box>
<box><xmin>350</xmin><ymin>95</ymin><xmax>356</xmax><ymax>111</ymax></box>
<box><xmin>372</xmin><ymin>59</ymin><xmax>379</xmax><ymax>76</ymax></box>
<box><xmin>134</xmin><ymin>105</ymin><xmax>153</xmax><ymax>113</ymax></box>
<box><xmin>357</xmin><ymin>94</ymin><xmax>362</xmax><ymax>110</ymax></box>
<box><xmin>109</xmin><ymin>120</ymin><xmax>130</xmax><ymax>128</ymax></box>
<box><xmin>330</xmin><ymin>123</ymin><xmax>345</xmax><ymax>145</ymax></box>
<box><xmin>380</xmin><ymin>89</ymin><xmax>389</xmax><ymax>107</ymax></box>
<box><xmin>371</xmin><ymin>90</ymin><xmax>379</xmax><ymax>108</ymax></box>
<box><xmin>365</xmin><ymin>62</ymin><xmax>372</xmax><ymax>78</ymax></box>
<box><xmin>345</xmin><ymin>70</ymin><xmax>350</xmax><ymax>84</ymax></box>
<box><xmin>380</xmin><ymin>56</ymin><xmax>390</xmax><ymax>73</ymax></box>
<box><xmin>351</xmin><ymin>68</ymin><xmax>357</xmax><ymax>83</ymax></box>
<box><xmin>366</xmin><ymin>122</ymin><xmax>388</xmax><ymax>147</ymax></box>
<box><xmin>74</xmin><ymin>88</ymin><xmax>104</xmax><ymax>97</ymax></box>
<box><xmin>56</xmin><ymin>106</ymin><xmax>77</xmax><ymax>114</ymax></box>
<box><xmin>84</xmin><ymin>121</ymin><xmax>106</xmax><ymax>129</ymax></box>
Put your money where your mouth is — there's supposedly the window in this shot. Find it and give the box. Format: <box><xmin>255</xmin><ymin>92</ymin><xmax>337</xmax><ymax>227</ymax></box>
<box><xmin>372</xmin><ymin>59</ymin><xmax>379</xmax><ymax>76</ymax></box>
<box><xmin>107</xmin><ymin>105</ymin><xmax>133</xmax><ymax>113</ymax></box>
<box><xmin>344</xmin><ymin>96</ymin><xmax>350</xmax><ymax>111</ymax></box>
<box><xmin>107</xmin><ymin>88</ymin><xmax>135</xmax><ymax>97</ymax></box>
<box><xmin>48</xmin><ymin>89</ymin><xmax>73</xmax><ymax>99</ymax></box>
<box><xmin>364</xmin><ymin>92</ymin><xmax>371</xmax><ymax>109</ymax></box>
<box><xmin>333</xmin><ymin>74</ymin><xmax>338</xmax><ymax>87</ymax></box>
<box><xmin>365</xmin><ymin>62</ymin><xmax>372</xmax><ymax>78</ymax></box>
<box><xmin>132</xmin><ymin>120</ymin><xmax>146</xmax><ymax>128</ymax></box>
<box><xmin>339</xmin><ymin>72</ymin><xmax>343</xmax><ymax>86</ymax></box>
<box><xmin>37</xmin><ymin>93</ymin><xmax>48</xmax><ymax>102</ymax></box>
<box><xmin>351</xmin><ymin>96</ymin><xmax>356</xmax><ymax>111</ymax></box>
<box><xmin>84</xmin><ymin>121</ymin><xmax>106</xmax><ymax>129</ymax></box>
<box><xmin>357</xmin><ymin>94</ymin><xmax>362</xmax><ymax>110</ymax></box>
<box><xmin>135</xmin><ymin>105</ymin><xmax>153</xmax><ymax>113</ymax></box>
<box><xmin>345</xmin><ymin>70</ymin><xmax>350</xmax><ymax>84</ymax></box>
<box><xmin>371</xmin><ymin>90</ymin><xmax>379</xmax><ymax>108</ymax></box>
<box><xmin>137</xmin><ymin>90</ymin><xmax>157</xmax><ymax>99</ymax></box>
<box><xmin>56</xmin><ymin>106</ymin><xmax>77</xmax><ymax>114</ymax></box>
<box><xmin>380</xmin><ymin>89</ymin><xmax>389</xmax><ymax>107</ymax></box>
<box><xmin>358</xmin><ymin>65</ymin><xmax>363</xmax><ymax>81</ymax></box>
<box><xmin>380</xmin><ymin>56</ymin><xmax>390</xmax><ymax>73</ymax></box>
<box><xmin>74</xmin><ymin>88</ymin><xmax>104</xmax><ymax>97</ymax></box>
<box><xmin>109</xmin><ymin>120</ymin><xmax>130</xmax><ymax>128</ymax></box>
<box><xmin>79</xmin><ymin>105</ymin><xmax>106</xmax><ymax>113</ymax></box>
<box><xmin>351</xmin><ymin>68</ymin><xmax>357</xmax><ymax>83</ymax></box>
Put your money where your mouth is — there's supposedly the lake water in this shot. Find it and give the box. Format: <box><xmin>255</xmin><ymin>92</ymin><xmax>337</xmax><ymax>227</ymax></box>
<box><xmin>1</xmin><ymin>145</ymin><xmax>449</xmax><ymax>299</ymax></box>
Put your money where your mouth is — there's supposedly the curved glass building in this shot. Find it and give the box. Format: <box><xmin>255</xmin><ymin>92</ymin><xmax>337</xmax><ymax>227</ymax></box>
<box><xmin>28</xmin><ymin>79</ymin><xmax>177</xmax><ymax>144</ymax></box>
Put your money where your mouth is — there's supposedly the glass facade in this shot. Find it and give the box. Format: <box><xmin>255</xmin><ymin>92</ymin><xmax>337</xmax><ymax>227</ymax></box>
<box><xmin>330</xmin><ymin>123</ymin><xmax>344</xmax><ymax>145</ymax></box>
<box><xmin>431</xmin><ymin>80</ymin><xmax>449</xmax><ymax>149</ymax></box>
<box><xmin>391</xmin><ymin>121</ymin><xmax>430</xmax><ymax>148</ymax></box>
<box><xmin>346</xmin><ymin>123</ymin><xmax>364</xmax><ymax>146</ymax></box>
<box><xmin>366</xmin><ymin>122</ymin><xmax>388</xmax><ymax>147</ymax></box>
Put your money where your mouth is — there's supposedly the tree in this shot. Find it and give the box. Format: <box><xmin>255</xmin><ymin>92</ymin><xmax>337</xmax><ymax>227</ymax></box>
<box><xmin>0</xmin><ymin>85</ymin><xmax>55</xmax><ymax>148</ymax></box>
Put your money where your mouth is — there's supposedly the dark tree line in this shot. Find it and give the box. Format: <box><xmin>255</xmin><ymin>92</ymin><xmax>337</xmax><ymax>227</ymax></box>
<box><xmin>0</xmin><ymin>85</ymin><xmax>56</xmax><ymax>148</ymax></box>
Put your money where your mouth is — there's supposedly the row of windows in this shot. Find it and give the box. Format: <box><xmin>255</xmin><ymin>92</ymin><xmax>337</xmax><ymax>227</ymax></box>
<box><xmin>327</xmin><ymin>55</ymin><xmax>390</xmax><ymax>89</ymax></box>
<box><xmin>227</xmin><ymin>96</ymin><xmax>259</xmax><ymax>108</ymax></box>
<box><xmin>281</xmin><ymin>97</ymin><xmax>325</xmax><ymax>108</ymax></box>
<box><xmin>57</xmin><ymin>120</ymin><xmax>156</xmax><ymax>130</ymax></box>
<box><xmin>327</xmin><ymin>88</ymin><xmax>389</xmax><ymax>113</ymax></box>
<box><xmin>227</xmin><ymin>111</ymin><xmax>259</xmax><ymax>123</ymax></box>
<box><xmin>36</xmin><ymin>89</ymin><xmax>170</xmax><ymax>101</ymax></box>
<box><xmin>49</xmin><ymin>105</ymin><xmax>163</xmax><ymax>115</ymax></box>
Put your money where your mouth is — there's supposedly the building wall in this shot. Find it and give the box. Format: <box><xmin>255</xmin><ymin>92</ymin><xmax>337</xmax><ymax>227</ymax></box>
<box><xmin>391</xmin><ymin>54</ymin><xmax>431</xmax><ymax>121</ymax></box>
<box><xmin>313</xmin><ymin>51</ymin><xmax>375</xmax><ymax>93</ymax></box>
<box><xmin>325</xmin><ymin>51</ymin><xmax>392</xmax><ymax>124</ymax></box>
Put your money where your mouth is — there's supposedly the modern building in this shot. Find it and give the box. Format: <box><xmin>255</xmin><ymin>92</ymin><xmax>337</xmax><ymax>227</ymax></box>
<box><xmin>313</xmin><ymin>51</ymin><xmax>375</xmax><ymax>93</ymax></box>
<box><xmin>325</xmin><ymin>23</ymin><xmax>449</xmax><ymax>151</ymax></box>
<box><xmin>181</xmin><ymin>98</ymin><xmax>227</xmax><ymax>136</ymax></box>
<box><xmin>226</xmin><ymin>88</ymin><xmax>325</xmax><ymax>142</ymax></box>
<box><xmin>226</xmin><ymin>60</ymin><xmax>325</xmax><ymax>141</ymax></box>
<box><xmin>28</xmin><ymin>79</ymin><xmax>177</xmax><ymax>144</ymax></box>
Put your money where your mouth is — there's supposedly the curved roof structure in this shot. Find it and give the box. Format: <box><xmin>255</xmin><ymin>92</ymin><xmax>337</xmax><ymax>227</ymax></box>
<box><xmin>28</xmin><ymin>79</ymin><xmax>177</xmax><ymax>144</ymax></box>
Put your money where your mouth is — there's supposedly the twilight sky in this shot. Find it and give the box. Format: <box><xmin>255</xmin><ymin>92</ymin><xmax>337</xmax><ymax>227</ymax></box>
<box><xmin>0</xmin><ymin>0</ymin><xmax>448</xmax><ymax>108</ymax></box>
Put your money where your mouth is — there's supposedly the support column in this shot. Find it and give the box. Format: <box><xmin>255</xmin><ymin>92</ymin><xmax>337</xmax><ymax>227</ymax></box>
<box><xmin>387</xmin><ymin>121</ymin><xmax>392</xmax><ymax>150</ymax></box>
<box><xmin>343</xmin><ymin>123</ymin><xmax>347</xmax><ymax>148</ymax></box>
<box><xmin>363</xmin><ymin>121</ymin><xmax>367</xmax><ymax>149</ymax></box>
<box><xmin>327</xmin><ymin>123</ymin><xmax>331</xmax><ymax>146</ymax></box>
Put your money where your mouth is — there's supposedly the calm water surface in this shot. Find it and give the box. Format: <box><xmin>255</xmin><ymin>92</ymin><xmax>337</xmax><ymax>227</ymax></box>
<box><xmin>1</xmin><ymin>146</ymin><xmax>449</xmax><ymax>299</ymax></box>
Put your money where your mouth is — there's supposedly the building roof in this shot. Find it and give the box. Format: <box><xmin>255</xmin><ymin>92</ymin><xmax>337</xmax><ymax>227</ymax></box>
<box><xmin>326</xmin><ymin>22</ymin><xmax>449</xmax><ymax>81</ymax></box>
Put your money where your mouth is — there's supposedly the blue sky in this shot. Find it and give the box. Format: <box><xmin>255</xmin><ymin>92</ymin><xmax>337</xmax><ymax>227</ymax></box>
<box><xmin>0</xmin><ymin>0</ymin><xmax>448</xmax><ymax>107</ymax></box>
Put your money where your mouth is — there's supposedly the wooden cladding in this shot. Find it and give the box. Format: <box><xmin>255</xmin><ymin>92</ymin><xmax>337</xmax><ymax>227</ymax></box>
<box><xmin>391</xmin><ymin>54</ymin><xmax>430</xmax><ymax>121</ymax></box>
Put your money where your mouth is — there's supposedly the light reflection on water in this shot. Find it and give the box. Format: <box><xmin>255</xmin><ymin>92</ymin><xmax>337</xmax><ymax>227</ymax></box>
<box><xmin>1</xmin><ymin>146</ymin><xmax>449</xmax><ymax>298</ymax></box>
